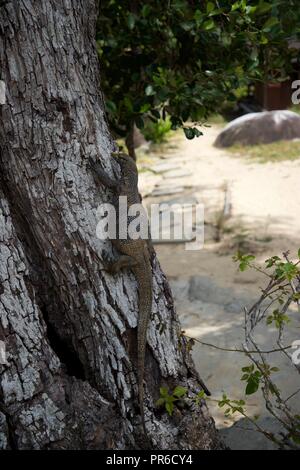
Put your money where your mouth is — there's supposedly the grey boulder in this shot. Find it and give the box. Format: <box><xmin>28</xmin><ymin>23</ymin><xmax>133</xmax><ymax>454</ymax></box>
<box><xmin>215</xmin><ymin>110</ymin><xmax>300</xmax><ymax>148</ymax></box>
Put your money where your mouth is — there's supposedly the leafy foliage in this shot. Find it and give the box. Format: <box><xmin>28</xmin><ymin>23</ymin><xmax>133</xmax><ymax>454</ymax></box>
<box><xmin>241</xmin><ymin>363</ymin><xmax>279</xmax><ymax>395</ymax></box>
<box><xmin>218</xmin><ymin>394</ymin><xmax>246</xmax><ymax>417</ymax></box>
<box><xmin>156</xmin><ymin>386</ymin><xmax>187</xmax><ymax>415</ymax></box>
<box><xmin>142</xmin><ymin>117</ymin><xmax>172</xmax><ymax>144</ymax></box>
<box><xmin>179</xmin><ymin>249</ymin><xmax>300</xmax><ymax>448</ymax></box>
<box><xmin>97</xmin><ymin>0</ymin><xmax>300</xmax><ymax>144</ymax></box>
<box><xmin>233</xmin><ymin>252</ymin><xmax>256</xmax><ymax>271</ymax></box>
<box><xmin>229</xmin><ymin>249</ymin><xmax>300</xmax><ymax>447</ymax></box>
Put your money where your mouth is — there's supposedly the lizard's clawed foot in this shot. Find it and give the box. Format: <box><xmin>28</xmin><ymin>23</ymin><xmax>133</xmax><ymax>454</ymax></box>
<box><xmin>101</xmin><ymin>251</ymin><xmax>135</xmax><ymax>274</ymax></box>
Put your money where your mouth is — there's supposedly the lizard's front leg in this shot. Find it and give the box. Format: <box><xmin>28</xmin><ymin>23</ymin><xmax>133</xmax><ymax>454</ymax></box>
<box><xmin>102</xmin><ymin>251</ymin><xmax>137</xmax><ymax>274</ymax></box>
<box><xmin>89</xmin><ymin>156</ymin><xmax>121</xmax><ymax>192</ymax></box>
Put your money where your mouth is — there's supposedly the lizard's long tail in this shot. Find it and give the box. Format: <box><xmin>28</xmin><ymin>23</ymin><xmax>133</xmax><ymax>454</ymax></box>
<box><xmin>134</xmin><ymin>252</ymin><xmax>153</xmax><ymax>437</ymax></box>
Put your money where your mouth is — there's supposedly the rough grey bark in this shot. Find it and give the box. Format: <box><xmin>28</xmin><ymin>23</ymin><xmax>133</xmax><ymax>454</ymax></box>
<box><xmin>0</xmin><ymin>0</ymin><xmax>223</xmax><ymax>449</ymax></box>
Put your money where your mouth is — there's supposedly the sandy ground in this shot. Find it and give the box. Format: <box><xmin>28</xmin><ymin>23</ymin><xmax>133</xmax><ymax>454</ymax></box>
<box><xmin>138</xmin><ymin>125</ymin><xmax>300</xmax><ymax>447</ymax></box>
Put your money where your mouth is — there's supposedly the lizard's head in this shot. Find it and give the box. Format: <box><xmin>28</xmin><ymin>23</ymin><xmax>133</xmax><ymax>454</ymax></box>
<box><xmin>113</xmin><ymin>152</ymin><xmax>138</xmax><ymax>175</ymax></box>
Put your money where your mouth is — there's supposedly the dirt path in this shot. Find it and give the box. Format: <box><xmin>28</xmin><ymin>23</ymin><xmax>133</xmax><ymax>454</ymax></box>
<box><xmin>138</xmin><ymin>125</ymin><xmax>300</xmax><ymax>448</ymax></box>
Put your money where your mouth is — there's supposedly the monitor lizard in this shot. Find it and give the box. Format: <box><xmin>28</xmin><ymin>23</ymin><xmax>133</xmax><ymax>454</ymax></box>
<box><xmin>89</xmin><ymin>152</ymin><xmax>152</xmax><ymax>438</ymax></box>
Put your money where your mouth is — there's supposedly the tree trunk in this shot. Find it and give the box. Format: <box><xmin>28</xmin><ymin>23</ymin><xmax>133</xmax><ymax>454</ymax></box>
<box><xmin>0</xmin><ymin>0</ymin><xmax>223</xmax><ymax>450</ymax></box>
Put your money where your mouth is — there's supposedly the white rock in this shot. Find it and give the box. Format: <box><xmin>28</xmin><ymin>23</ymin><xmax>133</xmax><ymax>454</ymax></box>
<box><xmin>215</xmin><ymin>110</ymin><xmax>300</xmax><ymax>148</ymax></box>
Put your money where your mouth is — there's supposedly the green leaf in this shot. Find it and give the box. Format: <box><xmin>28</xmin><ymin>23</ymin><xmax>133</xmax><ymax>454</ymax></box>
<box><xmin>127</xmin><ymin>13</ymin><xmax>136</xmax><ymax>30</ymax></box>
<box><xmin>256</xmin><ymin>2</ymin><xmax>272</xmax><ymax>14</ymax></box>
<box><xmin>240</xmin><ymin>0</ymin><xmax>247</xmax><ymax>10</ymax></box>
<box><xmin>242</xmin><ymin>366</ymin><xmax>251</xmax><ymax>372</ymax></box>
<box><xmin>246</xmin><ymin>5</ymin><xmax>257</xmax><ymax>15</ymax></box>
<box><xmin>160</xmin><ymin>387</ymin><xmax>168</xmax><ymax>397</ymax></box>
<box><xmin>206</xmin><ymin>2</ymin><xmax>215</xmax><ymax>14</ymax></box>
<box><xmin>173</xmin><ymin>386</ymin><xmax>187</xmax><ymax>398</ymax></box>
<box><xmin>135</xmin><ymin>116</ymin><xmax>144</xmax><ymax>129</ymax></box>
<box><xmin>239</xmin><ymin>261</ymin><xmax>247</xmax><ymax>272</ymax></box>
<box><xmin>123</xmin><ymin>96</ymin><xmax>133</xmax><ymax>112</ymax></box>
<box><xmin>194</xmin><ymin>10</ymin><xmax>203</xmax><ymax>23</ymax></box>
<box><xmin>193</xmin><ymin>128</ymin><xmax>203</xmax><ymax>137</ymax></box>
<box><xmin>106</xmin><ymin>100</ymin><xmax>117</xmax><ymax>113</ymax></box>
<box><xmin>141</xmin><ymin>5</ymin><xmax>151</xmax><ymax>17</ymax></box>
<box><xmin>202</xmin><ymin>19</ymin><xmax>215</xmax><ymax>31</ymax></box>
<box><xmin>197</xmin><ymin>390</ymin><xmax>206</xmax><ymax>399</ymax></box>
<box><xmin>151</xmin><ymin>109</ymin><xmax>161</xmax><ymax>120</ymax></box>
<box><xmin>245</xmin><ymin>377</ymin><xmax>260</xmax><ymax>395</ymax></box>
<box><xmin>183</xmin><ymin>128</ymin><xmax>195</xmax><ymax>140</ymax></box>
<box><xmin>260</xmin><ymin>34</ymin><xmax>268</xmax><ymax>44</ymax></box>
<box><xmin>139</xmin><ymin>104</ymin><xmax>151</xmax><ymax>114</ymax></box>
<box><xmin>155</xmin><ymin>398</ymin><xmax>165</xmax><ymax>407</ymax></box>
<box><xmin>165</xmin><ymin>401</ymin><xmax>174</xmax><ymax>416</ymax></box>
<box><xmin>231</xmin><ymin>2</ymin><xmax>240</xmax><ymax>12</ymax></box>
<box><xmin>263</xmin><ymin>17</ymin><xmax>279</xmax><ymax>32</ymax></box>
